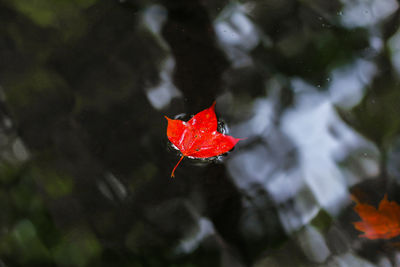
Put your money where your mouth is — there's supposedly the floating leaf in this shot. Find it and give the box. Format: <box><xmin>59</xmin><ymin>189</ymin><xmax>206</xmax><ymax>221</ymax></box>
<box><xmin>352</xmin><ymin>194</ymin><xmax>400</xmax><ymax>239</ymax></box>
<box><xmin>165</xmin><ymin>101</ymin><xmax>241</xmax><ymax>177</ymax></box>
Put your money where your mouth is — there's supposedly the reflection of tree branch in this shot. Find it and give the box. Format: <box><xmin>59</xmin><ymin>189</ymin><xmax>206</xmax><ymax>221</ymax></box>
<box><xmin>161</xmin><ymin>0</ymin><xmax>229</xmax><ymax>113</ymax></box>
<box><xmin>382</xmin><ymin>8</ymin><xmax>400</xmax><ymax>41</ymax></box>
<box><xmin>379</xmin><ymin>145</ymin><xmax>388</xmax><ymax>182</ymax></box>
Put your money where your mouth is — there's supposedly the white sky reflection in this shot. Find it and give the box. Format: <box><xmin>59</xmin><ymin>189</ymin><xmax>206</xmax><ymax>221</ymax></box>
<box><xmin>339</xmin><ymin>0</ymin><xmax>398</xmax><ymax>28</ymax></box>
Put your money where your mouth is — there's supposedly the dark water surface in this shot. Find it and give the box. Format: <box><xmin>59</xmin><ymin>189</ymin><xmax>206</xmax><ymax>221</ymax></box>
<box><xmin>1</xmin><ymin>0</ymin><xmax>400</xmax><ymax>266</ymax></box>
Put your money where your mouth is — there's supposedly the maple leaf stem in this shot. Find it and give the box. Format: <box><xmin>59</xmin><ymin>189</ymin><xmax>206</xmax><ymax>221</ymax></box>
<box><xmin>171</xmin><ymin>155</ymin><xmax>184</xmax><ymax>178</ymax></box>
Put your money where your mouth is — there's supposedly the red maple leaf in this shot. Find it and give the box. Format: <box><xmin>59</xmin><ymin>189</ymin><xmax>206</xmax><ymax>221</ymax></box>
<box><xmin>165</xmin><ymin>101</ymin><xmax>241</xmax><ymax>177</ymax></box>
<box><xmin>352</xmin><ymin>194</ymin><xmax>400</xmax><ymax>239</ymax></box>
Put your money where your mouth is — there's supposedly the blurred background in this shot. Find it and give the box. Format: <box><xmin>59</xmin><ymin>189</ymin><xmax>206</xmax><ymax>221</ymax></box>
<box><xmin>1</xmin><ymin>0</ymin><xmax>400</xmax><ymax>266</ymax></box>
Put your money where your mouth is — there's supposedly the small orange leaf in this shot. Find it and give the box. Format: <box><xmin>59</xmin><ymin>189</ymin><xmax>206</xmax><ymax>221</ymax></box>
<box><xmin>352</xmin><ymin>194</ymin><xmax>400</xmax><ymax>239</ymax></box>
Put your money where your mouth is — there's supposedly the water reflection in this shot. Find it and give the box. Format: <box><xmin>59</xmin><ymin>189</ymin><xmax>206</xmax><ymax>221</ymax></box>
<box><xmin>1</xmin><ymin>0</ymin><xmax>400</xmax><ymax>266</ymax></box>
<box><xmin>329</xmin><ymin>59</ymin><xmax>377</xmax><ymax>109</ymax></box>
<box><xmin>388</xmin><ymin>29</ymin><xmax>400</xmax><ymax>75</ymax></box>
<box><xmin>339</xmin><ymin>0</ymin><xmax>398</xmax><ymax>28</ymax></box>
<box><xmin>146</xmin><ymin>58</ymin><xmax>182</xmax><ymax>110</ymax></box>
